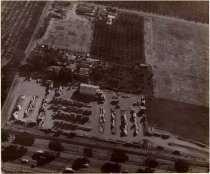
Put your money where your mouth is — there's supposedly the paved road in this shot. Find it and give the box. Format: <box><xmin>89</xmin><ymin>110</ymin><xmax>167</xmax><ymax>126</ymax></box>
<box><xmin>2</xmin><ymin>131</ymin><xmax>208</xmax><ymax>173</ymax></box>
<box><xmin>5</xmin><ymin>125</ymin><xmax>209</xmax><ymax>168</ymax></box>
<box><xmin>2</xmin><ymin>138</ymin><xmax>168</xmax><ymax>173</ymax></box>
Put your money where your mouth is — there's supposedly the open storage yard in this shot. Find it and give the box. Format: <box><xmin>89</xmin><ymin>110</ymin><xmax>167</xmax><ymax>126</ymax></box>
<box><xmin>6</xmin><ymin>79</ymin><xmax>147</xmax><ymax>143</ymax></box>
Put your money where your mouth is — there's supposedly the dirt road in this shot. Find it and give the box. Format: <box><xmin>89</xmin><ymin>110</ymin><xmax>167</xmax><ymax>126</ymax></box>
<box><xmin>84</xmin><ymin>2</ymin><xmax>208</xmax><ymax>28</ymax></box>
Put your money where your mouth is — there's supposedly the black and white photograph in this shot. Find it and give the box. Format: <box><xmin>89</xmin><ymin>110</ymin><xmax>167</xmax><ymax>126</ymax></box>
<box><xmin>1</xmin><ymin>1</ymin><xmax>209</xmax><ymax>173</ymax></box>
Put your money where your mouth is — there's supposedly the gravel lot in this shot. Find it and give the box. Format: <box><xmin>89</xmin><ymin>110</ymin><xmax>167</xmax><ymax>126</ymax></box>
<box><xmin>6</xmin><ymin>79</ymin><xmax>148</xmax><ymax>143</ymax></box>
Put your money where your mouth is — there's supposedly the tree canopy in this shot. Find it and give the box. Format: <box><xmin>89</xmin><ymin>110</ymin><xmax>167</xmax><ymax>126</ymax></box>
<box><xmin>48</xmin><ymin>140</ymin><xmax>64</xmax><ymax>152</ymax></box>
<box><xmin>111</xmin><ymin>149</ymin><xmax>129</xmax><ymax>163</ymax></box>
<box><xmin>144</xmin><ymin>157</ymin><xmax>158</xmax><ymax>168</ymax></box>
<box><xmin>83</xmin><ymin>147</ymin><xmax>93</xmax><ymax>157</ymax></box>
<box><xmin>2</xmin><ymin>145</ymin><xmax>27</xmax><ymax>162</ymax></box>
<box><xmin>13</xmin><ymin>132</ymin><xmax>35</xmax><ymax>146</ymax></box>
<box><xmin>175</xmin><ymin>159</ymin><xmax>189</xmax><ymax>173</ymax></box>
<box><xmin>2</xmin><ymin>129</ymin><xmax>10</xmax><ymax>142</ymax></box>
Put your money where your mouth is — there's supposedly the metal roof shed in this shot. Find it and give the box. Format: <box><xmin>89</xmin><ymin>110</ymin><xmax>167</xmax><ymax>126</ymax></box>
<box><xmin>79</xmin><ymin>84</ymin><xmax>99</xmax><ymax>96</ymax></box>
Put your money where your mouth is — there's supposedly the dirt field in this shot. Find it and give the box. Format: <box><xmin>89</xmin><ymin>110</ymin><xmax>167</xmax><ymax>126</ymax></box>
<box><xmin>40</xmin><ymin>3</ymin><xmax>93</xmax><ymax>53</ymax></box>
<box><xmin>144</xmin><ymin>17</ymin><xmax>209</xmax><ymax>144</ymax></box>
<box><xmin>144</xmin><ymin>17</ymin><xmax>208</xmax><ymax>107</ymax></box>
<box><xmin>147</xmin><ymin>98</ymin><xmax>209</xmax><ymax>144</ymax></box>
<box><xmin>91</xmin><ymin>12</ymin><xmax>145</xmax><ymax>64</ymax></box>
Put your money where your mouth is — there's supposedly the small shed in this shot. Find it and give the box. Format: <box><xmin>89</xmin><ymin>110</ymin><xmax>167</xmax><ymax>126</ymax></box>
<box><xmin>79</xmin><ymin>84</ymin><xmax>99</xmax><ymax>96</ymax></box>
<box><xmin>13</xmin><ymin>112</ymin><xmax>19</xmax><ymax>119</ymax></box>
<box><xmin>17</xmin><ymin>105</ymin><xmax>21</xmax><ymax>111</ymax></box>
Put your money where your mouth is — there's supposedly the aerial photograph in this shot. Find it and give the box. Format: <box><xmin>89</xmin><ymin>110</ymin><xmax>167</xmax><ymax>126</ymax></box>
<box><xmin>1</xmin><ymin>1</ymin><xmax>209</xmax><ymax>173</ymax></box>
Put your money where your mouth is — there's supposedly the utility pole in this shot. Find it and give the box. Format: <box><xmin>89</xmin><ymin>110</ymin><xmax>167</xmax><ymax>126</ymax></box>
<box><xmin>166</xmin><ymin>154</ymin><xmax>174</xmax><ymax>172</ymax></box>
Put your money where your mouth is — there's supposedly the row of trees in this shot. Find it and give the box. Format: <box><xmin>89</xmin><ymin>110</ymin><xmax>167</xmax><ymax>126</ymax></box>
<box><xmin>13</xmin><ymin>132</ymin><xmax>35</xmax><ymax>146</ymax></box>
<box><xmin>2</xmin><ymin>130</ymin><xmax>35</xmax><ymax>146</ymax></box>
<box><xmin>26</xmin><ymin>46</ymin><xmax>65</xmax><ymax>71</ymax></box>
<box><xmin>82</xmin><ymin>148</ymin><xmax>189</xmax><ymax>172</ymax></box>
<box><xmin>24</xmin><ymin>45</ymin><xmax>75</xmax><ymax>83</ymax></box>
<box><xmin>39</xmin><ymin>66</ymin><xmax>74</xmax><ymax>83</ymax></box>
<box><xmin>2</xmin><ymin>145</ymin><xmax>28</xmax><ymax>163</ymax></box>
<box><xmin>1</xmin><ymin>130</ymin><xmax>190</xmax><ymax>172</ymax></box>
<box><xmin>90</xmin><ymin>64</ymin><xmax>153</xmax><ymax>95</ymax></box>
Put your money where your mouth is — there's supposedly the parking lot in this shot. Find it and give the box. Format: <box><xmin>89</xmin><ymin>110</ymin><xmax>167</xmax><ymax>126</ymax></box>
<box><xmin>8</xmin><ymin>78</ymin><xmax>147</xmax><ymax>143</ymax></box>
<box><xmin>41</xmin><ymin>84</ymin><xmax>146</xmax><ymax>143</ymax></box>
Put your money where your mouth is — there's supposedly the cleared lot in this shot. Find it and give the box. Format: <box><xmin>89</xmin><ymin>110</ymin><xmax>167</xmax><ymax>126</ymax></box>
<box><xmin>40</xmin><ymin>3</ymin><xmax>93</xmax><ymax>53</ymax></box>
<box><xmin>144</xmin><ymin>17</ymin><xmax>209</xmax><ymax>144</ymax></box>
<box><xmin>144</xmin><ymin>17</ymin><xmax>208</xmax><ymax>107</ymax></box>
<box><xmin>147</xmin><ymin>98</ymin><xmax>209</xmax><ymax>144</ymax></box>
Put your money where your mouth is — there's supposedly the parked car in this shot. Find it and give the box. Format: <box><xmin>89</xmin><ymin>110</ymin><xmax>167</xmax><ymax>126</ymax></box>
<box><xmin>21</xmin><ymin>159</ymin><xmax>29</xmax><ymax>164</ymax></box>
<box><xmin>36</xmin><ymin>149</ymin><xmax>44</xmax><ymax>154</ymax></box>
<box><xmin>83</xmin><ymin>163</ymin><xmax>89</xmax><ymax>168</ymax></box>
<box><xmin>64</xmin><ymin>167</ymin><xmax>75</xmax><ymax>173</ymax></box>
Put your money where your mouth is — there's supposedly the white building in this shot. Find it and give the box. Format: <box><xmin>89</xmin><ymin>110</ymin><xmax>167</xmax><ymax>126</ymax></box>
<box><xmin>107</xmin><ymin>14</ymin><xmax>116</xmax><ymax>25</ymax></box>
<box><xmin>79</xmin><ymin>84</ymin><xmax>99</xmax><ymax>96</ymax></box>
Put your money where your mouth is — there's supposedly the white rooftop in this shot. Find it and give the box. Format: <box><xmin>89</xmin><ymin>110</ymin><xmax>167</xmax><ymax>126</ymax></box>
<box><xmin>80</xmin><ymin>83</ymin><xmax>99</xmax><ymax>88</ymax></box>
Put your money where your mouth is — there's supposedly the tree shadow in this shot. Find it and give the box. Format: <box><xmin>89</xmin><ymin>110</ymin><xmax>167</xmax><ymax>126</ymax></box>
<box><xmin>101</xmin><ymin>163</ymin><xmax>121</xmax><ymax>173</ymax></box>
<box><xmin>72</xmin><ymin>158</ymin><xmax>89</xmax><ymax>170</ymax></box>
<box><xmin>31</xmin><ymin>152</ymin><xmax>56</xmax><ymax>166</ymax></box>
<box><xmin>70</xmin><ymin>91</ymin><xmax>95</xmax><ymax>104</ymax></box>
<box><xmin>2</xmin><ymin>145</ymin><xmax>27</xmax><ymax>163</ymax></box>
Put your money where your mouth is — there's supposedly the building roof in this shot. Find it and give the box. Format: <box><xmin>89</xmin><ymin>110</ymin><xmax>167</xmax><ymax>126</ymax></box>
<box><xmin>108</xmin><ymin>14</ymin><xmax>116</xmax><ymax>19</ymax></box>
<box><xmin>80</xmin><ymin>83</ymin><xmax>99</xmax><ymax>89</ymax></box>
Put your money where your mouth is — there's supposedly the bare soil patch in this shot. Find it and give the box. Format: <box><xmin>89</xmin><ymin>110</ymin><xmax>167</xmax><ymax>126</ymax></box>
<box><xmin>144</xmin><ymin>18</ymin><xmax>208</xmax><ymax>106</ymax></box>
<box><xmin>41</xmin><ymin>3</ymin><xmax>93</xmax><ymax>53</ymax></box>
